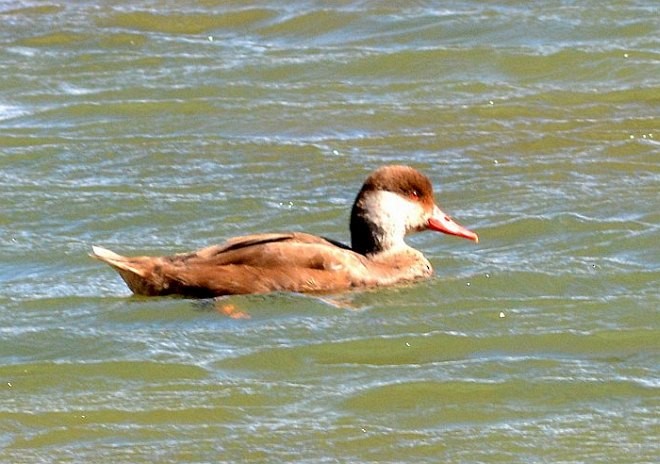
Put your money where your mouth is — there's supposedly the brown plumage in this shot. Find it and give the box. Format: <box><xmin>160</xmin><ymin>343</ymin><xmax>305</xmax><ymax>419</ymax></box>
<box><xmin>91</xmin><ymin>165</ymin><xmax>478</xmax><ymax>297</ymax></box>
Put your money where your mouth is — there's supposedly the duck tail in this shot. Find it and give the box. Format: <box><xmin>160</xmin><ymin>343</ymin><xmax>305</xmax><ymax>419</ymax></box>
<box><xmin>90</xmin><ymin>246</ymin><xmax>144</xmax><ymax>275</ymax></box>
<box><xmin>90</xmin><ymin>246</ymin><xmax>165</xmax><ymax>296</ymax></box>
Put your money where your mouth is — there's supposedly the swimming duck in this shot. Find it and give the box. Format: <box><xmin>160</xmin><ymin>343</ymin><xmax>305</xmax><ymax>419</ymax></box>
<box><xmin>91</xmin><ymin>165</ymin><xmax>478</xmax><ymax>297</ymax></box>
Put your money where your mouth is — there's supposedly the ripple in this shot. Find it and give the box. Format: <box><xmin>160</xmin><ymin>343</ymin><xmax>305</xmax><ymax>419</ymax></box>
<box><xmin>99</xmin><ymin>8</ymin><xmax>277</xmax><ymax>35</ymax></box>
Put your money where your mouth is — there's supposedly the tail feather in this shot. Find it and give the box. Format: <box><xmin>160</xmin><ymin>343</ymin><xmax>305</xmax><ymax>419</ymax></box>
<box><xmin>91</xmin><ymin>245</ymin><xmax>167</xmax><ymax>296</ymax></box>
<box><xmin>90</xmin><ymin>246</ymin><xmax>146</xmax><ymax>276</ymax></box>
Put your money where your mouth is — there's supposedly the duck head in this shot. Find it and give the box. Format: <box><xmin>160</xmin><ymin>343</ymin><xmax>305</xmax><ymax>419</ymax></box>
<box><xmin>350</xmin><ymin>165</ymin><xmax>478</xmax><ymax>255</ymax></box>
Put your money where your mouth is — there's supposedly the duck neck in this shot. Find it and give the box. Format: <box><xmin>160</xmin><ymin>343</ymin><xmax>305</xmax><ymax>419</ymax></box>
<box><xmin>350</xmin><ymin>191</ymin><xmax>407</xmax><ymax>256</ymax></box>
<box><xmin>350</xmin><ymin>208</ymin><xmax>386</xmax><ymax>256</ymax></box>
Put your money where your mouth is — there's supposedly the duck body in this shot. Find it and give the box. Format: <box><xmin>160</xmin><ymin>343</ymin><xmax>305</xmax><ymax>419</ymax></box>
<box><xmin>91</xmin><ymin>165</ymin><xmax>478</xmax><ymax>297</ymax></box>
<box><xmin>91</xmin><ymin>232</ymin><xmax>432</xmax><ymax>297</ymax></box>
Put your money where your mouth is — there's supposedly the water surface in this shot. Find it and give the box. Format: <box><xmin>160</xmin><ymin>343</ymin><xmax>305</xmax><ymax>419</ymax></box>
<box><xmin>1</xmin><ymin>1</ymin><xmax>658</xmax><ymax>462</ymax></box>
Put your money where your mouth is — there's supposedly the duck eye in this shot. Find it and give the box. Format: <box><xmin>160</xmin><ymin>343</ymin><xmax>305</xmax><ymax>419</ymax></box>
<box><xmin>409</xmin><ymin>190</ymin><xmax>420</xmax><ymax>200</ymax></box>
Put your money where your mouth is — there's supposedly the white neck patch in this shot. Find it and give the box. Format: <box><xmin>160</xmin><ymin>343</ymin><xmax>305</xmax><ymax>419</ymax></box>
<box><xmin>360</xmin><ymin>190</ymin><xmax>427</xmax><ymax>251</ymax></box>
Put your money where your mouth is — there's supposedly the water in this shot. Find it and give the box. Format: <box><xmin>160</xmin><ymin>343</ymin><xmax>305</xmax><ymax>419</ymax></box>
<box><xmin>1</xmin><ymin>1</ymin><xmax>658</xmax><ymax>462</ymax></box>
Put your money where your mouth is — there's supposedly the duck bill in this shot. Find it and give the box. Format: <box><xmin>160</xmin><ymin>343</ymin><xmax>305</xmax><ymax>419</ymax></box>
<box><xmin>428</xmin><ymin>206</ymin><xmax>479</xmax><ymax>243</ymax></box>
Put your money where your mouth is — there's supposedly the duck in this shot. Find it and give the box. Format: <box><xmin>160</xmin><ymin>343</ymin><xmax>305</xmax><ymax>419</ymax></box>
<box><xmin>91</xmin><ymin>165</ymin><xmax>478</xmax><ymax>297</ymax></box>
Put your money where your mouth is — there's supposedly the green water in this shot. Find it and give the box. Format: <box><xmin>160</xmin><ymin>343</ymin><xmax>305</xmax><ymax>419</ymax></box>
<box><xmin>1</xmin><ymin>1</ymin><xmax>658</xmax><ymax>462</ymax></box>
